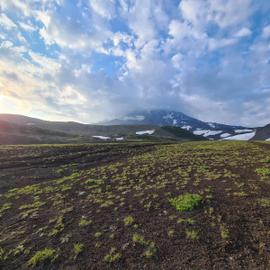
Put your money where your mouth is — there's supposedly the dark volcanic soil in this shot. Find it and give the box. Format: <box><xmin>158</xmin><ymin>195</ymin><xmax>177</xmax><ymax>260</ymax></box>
<box><xmin>0</xmin><ymin>141</ymin><xmax>270</xmax><ymax>270</ymax></box>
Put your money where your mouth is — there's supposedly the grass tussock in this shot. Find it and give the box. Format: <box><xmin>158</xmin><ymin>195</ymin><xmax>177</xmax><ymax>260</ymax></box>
<box><xmin>169</xmin><ymin>193</ymin><xmax>203</xmax><ymax>211</ymax></box>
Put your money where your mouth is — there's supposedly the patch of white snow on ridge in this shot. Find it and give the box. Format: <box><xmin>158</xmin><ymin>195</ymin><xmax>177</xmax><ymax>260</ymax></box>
<box><xmin>266</xmin><ymin>138</ymin><xmax>270</xmax><ymax>141</ymax></box>
<box><xmin>173</xmin><ymin>119</ymin><xmax>177</xmax><ymax>125</ymax></box>
<box><xmin>116</xmin><ymin>137</ymin><xmax>124</xmax><ymax>141</ymax></box>
<box><xmin>206</xmin><ymin>130</ymin><xmax>223</xmax><ymax>136</ymax></box>
<box><xmin>223</xmin><ymin>132</ymin><xmax>255</xmax><ymax>141</ymax></box>
<box><xmin>92</xmin><ymin>136</ymin><xmax>111</xmax><ymax>140</ymax></box>
<box><xmin>193</xmin><ymin>129</ymin><xmax>207</xmax><ymax>135</ymax></box>
<box><xmin>193</xmin><ymin>130</ymin><xmax>222</xmax><ymax>136</ymax></box>
<box><xmin>208</xmin><ymin>123</ymin><xmax>216</xmax><ymax>128</ymax></box>
<box><xmin>181</xmin><ymin>125</ymin><xmax>192</xmax><ymax>131</ymax></box>
<box><xmin>136</xmin><ymin>130</ymin><xmax>155</xmax><ymax>135</ymax></box>
<box><xmin>220</xmin><ymin>133</ymin><xmax>231</xmax><ymax>138</ymax></box>
<box><xmin>234</xmin><ymin>129</ymin><xmax>253</xmax><ymax>133</ymax></box>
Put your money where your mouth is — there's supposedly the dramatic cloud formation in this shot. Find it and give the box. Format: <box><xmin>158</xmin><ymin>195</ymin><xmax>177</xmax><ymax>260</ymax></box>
<box><xmin>0</xmin><ymin>0</ymin><xmax>270</xmax><ymax>126</ymax></box>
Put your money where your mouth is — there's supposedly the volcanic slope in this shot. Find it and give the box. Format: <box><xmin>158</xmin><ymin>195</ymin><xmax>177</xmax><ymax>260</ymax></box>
<box><xmin>1</xmin><ymin>141</ymin><xmax>270</xmax><ymax>269</ymax></box>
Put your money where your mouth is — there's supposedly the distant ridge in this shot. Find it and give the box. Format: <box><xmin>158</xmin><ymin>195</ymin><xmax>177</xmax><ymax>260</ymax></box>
<box><xmin>102</xmin><ymin>109</ymin><xmax>257</xmax><ymax>140</ymax></box>
<box><xmin>0</xmin><ymin>110</ymin><xmax>266</xmax><ymax>143</ymax></box>
<box><xmin>0</xmin><ymin>113</ymin><xmax>205</xmax><ymax>144</ymax></box>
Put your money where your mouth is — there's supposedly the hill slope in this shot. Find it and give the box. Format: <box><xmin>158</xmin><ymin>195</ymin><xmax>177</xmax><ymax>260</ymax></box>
<box><xmin>0</xmin><ymin>114</ymin><xmax>205</xmax><ymax>144</ymax></box>
<box><xmin>252</xmin><ymin>124</ymin><xmax>270</xmax><ymax>141</ymax></box>
<box><xmin>0</xmin><ymin>120</ymin><xmax>90</xmax><ymax>144</ymax></box>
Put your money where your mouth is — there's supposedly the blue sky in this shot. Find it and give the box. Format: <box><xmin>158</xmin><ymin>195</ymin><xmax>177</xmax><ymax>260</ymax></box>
<box><xmin>0</xmin><ymin>0</ymin><xmax>270</xmax><ymax>126</ymax></box>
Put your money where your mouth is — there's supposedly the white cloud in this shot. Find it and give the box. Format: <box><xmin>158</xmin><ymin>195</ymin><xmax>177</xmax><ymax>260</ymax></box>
<box><xmin>0</xmin><ymin>13</ymin><xmax>17</xmax><ymax>30</ymax></box>
<box><xmin>36</xmin><ymin>11</ymin><xmax>51</xmax><ymax>28</ymax></box>
<box><xmin>171</xmin><ymin>53</ymin><xmax>183</xmax><ymax>69</ymax></box>
<box><xmin>179</xmin><ymin>0</ymin><xmax>208</xmax><ymax>28</ymax></box>
<box><xmin>0</xmin><ymin>40</ymin><xmax>14</xmax><ymax>49</ymax></box>
<box><xmin>123</xmin><ymin>0</ymin><xmax>164</xmax><ymax>48</ymax></box>
<box><xmin>19</xmin><ymin>21</ymin><xmax>37</xmax><ymax>32</ymax></box>
<box><xmin>234</xmin><ymin>27</ymin><xmax>252</xmax><ymax>38</ymax></box>
<box><xmin>29</xmin><ymin>51</ymin><xmax>61</xmax><ymax>74</ymax></box>
<box><xmin>37</xmin><ymin>8</ymin><xmax>112</xmax><ymax>51</ymax></box>
<box><xmin>0</xmin><ymin>0</ymin><xmax>32</xmax><ymax>16</ymax></box>
<box><xmin>179</xmin><ymin>0</ymin><xmax>253</xmax><ymax>29</ymax></box>
<box><xmin>169</xmin><ymin>20</ymin><xmax>191</xmax><ymax>40</ymax></box>
<box><xmin>16</xmin><ymin>32</ymin><xmax>26</xmax><ymax>43</ymax></box>
<box><xmin>262</xmin><ymin>25</ymin><xmax>270</xmax><ymax>38</ymax></box>
<box><xmin>209</xmin><ymin>0</ymin><xmax>252</xmax><ymax>28</ymax></box>
<box><xmin>208</xmin><ymin>37</ymin><xmax>238</xmax><ymax>50</ymax></box>
<box><xmin>74</xmin><ymin>64</ymin><xmax>91</xmax><ymax>78</ymax></box>
<box><xmin>58</xmin><ymin>85</ymin><xmax>87</xmax><ymax>105</ymax></box>
<box><xmin>89</xmin><ymin>0</ymin><xmax>115</xmax><ymax>19</ymax></box>
<box><xmin>111</xmin><ymin>32</ymin><xmax>133</xmax><ymax>47</ymax></box>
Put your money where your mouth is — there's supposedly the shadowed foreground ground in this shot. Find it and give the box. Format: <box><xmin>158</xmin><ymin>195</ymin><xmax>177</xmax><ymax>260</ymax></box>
<box><xmin>0</xmin><ymin>141</ymin><xmax>270</xmax><ymax>269</ymax></box>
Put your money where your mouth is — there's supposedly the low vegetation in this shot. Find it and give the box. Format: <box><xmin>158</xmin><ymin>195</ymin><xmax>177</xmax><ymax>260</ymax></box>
<box><xmin>104</xmin><ymin>247</ymin><xmax>122</xmax><ymax>263</ymax></box>
<box><xmin>185</xmin><ymin>229</ymin><xmax>199</xmax><ymax>240</ymax></box>
<box><xmin>169</xmin><ymin>193</ymin><xmax>203</xmax><ymax>211</ymax></box>
<box><xmin>123</xmin><ymin>215</ymin><xmax>135</xmax><ymax>226</ymax></box>
<box><xmin>28</xmin><ymin>248</ymin><xmax>57</xmax><ymax>267</ymax></box>
<box><xmin>256</xmin><ymin>167</ymin><xmax>270</xmax><ymax>180</ymax></box>
<box><xmin>1</xmin><ymin>141</ymin><xmax>270</xmax><ymax>269</ymax></box>
<box><xmin>73</xmin><ymin>243</ymin><xmax>84</xmax><ymax>258</ymax></box>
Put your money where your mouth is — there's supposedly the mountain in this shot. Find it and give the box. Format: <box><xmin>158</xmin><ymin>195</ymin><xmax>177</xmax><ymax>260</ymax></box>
<box><xmin>252</xmin><ymin>124</ymin><xmax>270</xmax><ymax>141</ymax></box>
<box><xmin>0</xmin><ymin>111</ymin><xmax>259</xmax><ymax>144</ymax></box>
<box><xmin>0</xmin><ymin>114</ymin><xmax>205</xmax><ymax>144</ymax></box>
<box><xmin>103</xmin><ymin>109</ymin><xmax>257</xmax><ymax>140</ymax></box>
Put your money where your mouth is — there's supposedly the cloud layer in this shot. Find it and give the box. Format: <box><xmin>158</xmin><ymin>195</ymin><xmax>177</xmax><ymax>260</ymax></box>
<box><xmin>0</xmin><ymin>0</ymin><xmax>270</xmax><ymax>126</ymax></box>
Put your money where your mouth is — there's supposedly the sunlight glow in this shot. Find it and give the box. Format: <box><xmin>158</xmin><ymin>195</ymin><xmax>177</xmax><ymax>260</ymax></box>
<box><xmin>0</xmin><ymin>95</ymin><xmax>19</xmax><ymax>114</ymax></box>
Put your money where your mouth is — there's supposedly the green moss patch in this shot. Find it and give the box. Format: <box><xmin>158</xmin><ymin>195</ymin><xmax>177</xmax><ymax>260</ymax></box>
<box><xmin>169</xmin><ymin>193</ymin><xmax>203</xmax><ymax>211</ymax></box>
<box><xmin>28</xmin><ymin>248</ymin><xmax>57</xmax><ymax>267</ymax></box>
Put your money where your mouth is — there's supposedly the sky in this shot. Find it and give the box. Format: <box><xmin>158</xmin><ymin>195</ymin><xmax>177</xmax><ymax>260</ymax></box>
<box><xmin>0</xmin><ymin>0</ymin><xmax>270</xmax><ymax>126</ymax></box>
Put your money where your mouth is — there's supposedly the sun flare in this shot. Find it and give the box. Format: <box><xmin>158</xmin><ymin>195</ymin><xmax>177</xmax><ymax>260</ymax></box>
<box><xmin>0</xmin><ymin>95</ymin><xmax>17</xmax><ymax>114</ymax></box>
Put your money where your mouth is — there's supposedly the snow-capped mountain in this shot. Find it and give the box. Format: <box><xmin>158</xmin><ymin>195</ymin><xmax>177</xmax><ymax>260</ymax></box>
<box><xmin>103</xmin><ymin>109</ymin><xmax>256</xmax><ymax>140</ymax></box>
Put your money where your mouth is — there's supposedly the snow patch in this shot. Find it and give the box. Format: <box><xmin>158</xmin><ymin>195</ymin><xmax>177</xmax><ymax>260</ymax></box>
<box><xmin>223</xmin><ymin>132</ymin><xmax>255</xmax><ymax>141</ymax></box>
<box><xmin>136</xmin><ymin>130</ymin><xmax>155</xmax><ymax>135</ymax></box>
<box><xmin>208</xmin><ymin>122</ymin><xmax>216</xmax><ymax>128</ymax></box>
<box><xmin>92</xmin><ymin>136</ymin><xmax>111</xmax><ymax>140</ymax></box>
<box><xmin>193</xmin><ymin>129</ymin><xmax>222</xmax><ymax>137</ymax></box>
<box><xmin>234</xmin><ymin>129</ymin><xmax>253</xmax><ymax>133</ymax></box>
<box><xmin>220</xmin><ymin>133</ymin><xmax>231</xmax><ymax>138</ymax></box>
<box><xmin>205</xmin><ymin>130</ymin><xmax>223</xmax><ymax>136</ymax></box>
<box><xmin>193</xmin><ymin>129</ymin><xmax>207</xmax><ymax>135</ymax></box>
<box><xmin>181</xmin><ymin>125</ymin><xmax>192</xmax><ymax>131</ymax></box>
<box><xmin>173</xmin><ymin>119</ymin><xmax>177</xmax><ymax>125</ymax></box>
<box><xmin>266</xmin><ymin>138</ymin><xmax>270</xmax><ymax>141</ymax></box>
<box><xmin>115</xmin><ymin>137</ymin><xmax>124</xmax><ymax>141</ymax></box>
